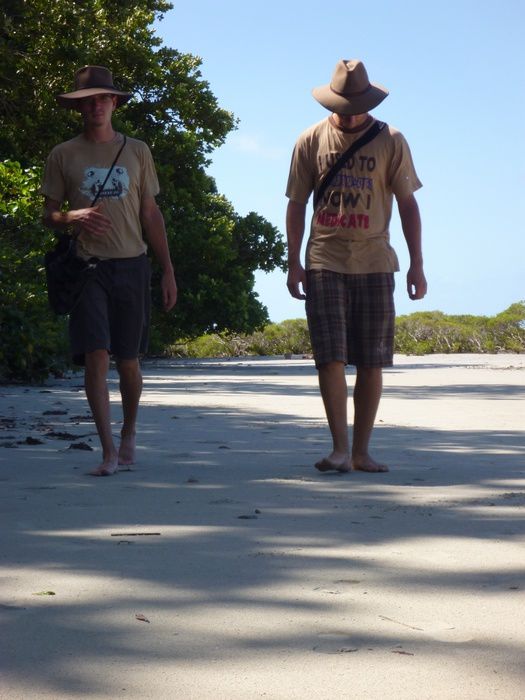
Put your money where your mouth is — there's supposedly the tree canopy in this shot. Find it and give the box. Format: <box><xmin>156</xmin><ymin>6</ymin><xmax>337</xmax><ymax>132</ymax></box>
<box><xmin>1</xmin><ymin>0</ymin><xmax>286</xmax><ymax>379</ymax></box>
<box><xmin>1</xmin><ymin>0</ymin><xmax>231</xmax><ymax>164</ymax></box>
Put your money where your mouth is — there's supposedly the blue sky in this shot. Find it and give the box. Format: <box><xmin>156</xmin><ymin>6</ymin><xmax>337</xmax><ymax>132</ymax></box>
<box><xmin>155</xmin><ymin>0</ymin><xmax>524</xmax><ymax>323</ymax></box>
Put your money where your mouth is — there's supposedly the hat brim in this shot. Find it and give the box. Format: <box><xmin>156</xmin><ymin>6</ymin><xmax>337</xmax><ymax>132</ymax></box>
<box><xmin>56</xmin><ymin>87</ymin><xmax>132</xmax><ymax>109</ymax></box>
<box><xmin>312</xmin><ymin>82</ymin><xmax>388</xmax><ymax>115</ymax></box>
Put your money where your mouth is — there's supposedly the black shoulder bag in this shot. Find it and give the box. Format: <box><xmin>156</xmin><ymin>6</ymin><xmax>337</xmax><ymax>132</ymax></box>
<box><xmin>313</xmin><ymin>120</ymin><xmax>386</xmax><ymax>210</ymax></box>
<box><xmin>44</xmin><ymin>136</ymin><xmax>127</xmax><ymax>315</ymax></box>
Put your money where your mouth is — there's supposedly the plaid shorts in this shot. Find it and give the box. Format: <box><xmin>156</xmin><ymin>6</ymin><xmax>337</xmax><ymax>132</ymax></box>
<box><xmin>305</xmin><ymin>270</ymin><xmax>395</xmax><ymax>368</ymax></box>
<box><xmin>69</xmin><ymin>254</ymin><xmax>151</xmax><ymax>366</ymax></box>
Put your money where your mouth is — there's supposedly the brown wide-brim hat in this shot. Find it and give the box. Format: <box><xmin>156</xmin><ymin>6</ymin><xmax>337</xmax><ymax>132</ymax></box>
<box><xmin>56</xmin><ymin>66</ymin><xmax>132</xmax><ymax>109</ymax></box>
<box><xmin>312</xmin><ymin>59</ymin><xmax>389</xmax><ymax>115</ymax></box>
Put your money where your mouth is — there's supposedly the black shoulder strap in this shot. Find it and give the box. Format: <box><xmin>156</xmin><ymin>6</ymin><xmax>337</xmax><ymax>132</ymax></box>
<box><xmin>313</xmin><ymin>121</ymin><xmax>386</xmax><ymax>209</ymax></box>
<box><xmin>90</xmin><ymin>135</ymin><xmax>127</xmax><ymax>207</ymax></box>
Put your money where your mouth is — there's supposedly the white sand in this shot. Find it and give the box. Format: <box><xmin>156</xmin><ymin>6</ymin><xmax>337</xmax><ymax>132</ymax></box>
<box><xmin>1</xmin><ymin>354</ymin><xmax>524</xmax><ymax>699</ymax></box>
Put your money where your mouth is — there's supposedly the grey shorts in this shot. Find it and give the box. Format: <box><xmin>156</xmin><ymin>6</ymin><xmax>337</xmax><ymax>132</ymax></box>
<box><xmin>69</xmin><ymin>254</ymin><xmax>151</xmax><ymax>365</ymax></box>
<box><xmin>305</xmin><ymin>269</ymin><xmax>395</xmax><ymax>369</ymax></box>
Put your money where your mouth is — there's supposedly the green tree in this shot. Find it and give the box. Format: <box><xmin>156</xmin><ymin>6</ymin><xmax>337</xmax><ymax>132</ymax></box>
<box><xmin>1</xmin><ymin>0</ymin><xmax>285</xmax><ymax>378</ymax></box>
<box><xmin>0</xmin><ymin>161</ymin><xmax>70</xmax><ymax>381</ymax></box>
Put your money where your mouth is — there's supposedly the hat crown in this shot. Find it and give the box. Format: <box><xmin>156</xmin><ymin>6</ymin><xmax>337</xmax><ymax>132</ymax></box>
<box><xmin>56</xmin><ymin>65</ymin><xmax>131</xmax><ymax>109</ymax></box>
<box><xmin>74</xmin><ymin>66</ymin><xmax>118</xmax><ymax>92</ymax></box>
<box><xmin>312</xmin><ymin>58</ymin><xmax>388</xmax><ymax>115</ymax></box>
<box><xmin>331</xmin><ymin>60</ymin><xmax>371</xmax><ymax>97</ymax></box>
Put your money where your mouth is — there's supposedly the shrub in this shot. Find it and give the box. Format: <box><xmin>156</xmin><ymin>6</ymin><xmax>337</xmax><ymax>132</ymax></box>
<box><xmin>165</xmin><ymin>319</ymin><xmax>311</xmax><ymax>359</ymax></box>
<box><xmin>0</xmin><ymin>160</ymin><xmax>70</xmax><ymax>382</ymax></box>
<box><xmin>394</xmin><ymin>305</ymin><xmax>525</xmax><ymax>355</ymax></box>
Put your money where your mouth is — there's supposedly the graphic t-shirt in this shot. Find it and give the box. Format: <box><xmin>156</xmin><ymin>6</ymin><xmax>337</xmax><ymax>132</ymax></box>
<box><xmin>286</xmin><ymin>117</ymin><xmax>422</xmax><ymax>274</ymax></box>
<box><xmin>41</xmin><ymin>133</ymin><xmax>159</xmax><ymax>259</ymax></box>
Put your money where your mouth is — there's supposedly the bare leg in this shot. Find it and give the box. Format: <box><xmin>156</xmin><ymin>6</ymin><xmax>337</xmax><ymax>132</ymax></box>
<box><xmin>351</xmin><ymin>366</ymin><xmax>388</xmax><ymax>472</ymax></box>
<box><xmin>116</xmin><ymin>358</ymin><xmax>142</xmax><ymax>465</ymax></box>
<box><xmin>84</xmin><ymin>349</ymin><xmax>118</xmax><ymax>476</ymax></box>
<box><xmin>315</xmin><ymin>361</ymin><xmax>351</xmax><ymax>472</ymax></box>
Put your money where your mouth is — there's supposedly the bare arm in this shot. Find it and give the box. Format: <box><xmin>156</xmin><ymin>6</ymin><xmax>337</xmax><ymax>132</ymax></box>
<box><xmin>397</xmin><ymin>193</ymin><xmax>427</xmax><ymax>300</ymax></box>
<box><xmin>286</xmin><ymin>199</ymin><xmax>307</xmax><ymax>300</ymax></box>
<box><xmin>42</xmin><ymin>197</ymin><xmax>112</xmax><ymax>236</ymax></box>
<box><xmin>140</xmin><ymin>195</ymin><xmax>178</xmax><ymax>311</ymax></box>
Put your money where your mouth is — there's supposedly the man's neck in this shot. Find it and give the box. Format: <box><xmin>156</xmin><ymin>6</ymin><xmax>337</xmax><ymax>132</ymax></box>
<box><xmin>82</xmin><ymin>125</ymin><xmax>117</xmax><ymax>144</ymax></box>
<box><xmin>331</xmin><ymin>113</ymin><xmax>372</xmax><ymax>133</ymax></box>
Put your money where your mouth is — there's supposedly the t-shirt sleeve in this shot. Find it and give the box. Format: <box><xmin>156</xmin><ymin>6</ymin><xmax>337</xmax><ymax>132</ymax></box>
<box><xmin>285</xmin><ymin>136</ymin><xmax>316</xmax><ymax>204</ymax></box>
<box><xmin>40</xmin><ymin>147</ymin><xmax>66</xmax><ymax>203</ymax></box>
<box><xmin>388</xmin><ymin>131</ymin><xmax>422</xmax><ymax>199</ymax></box>
<box><xmin>139</xmin><ymin>144</ymin><xmax>160</xmax><ymax>199</ymax></box>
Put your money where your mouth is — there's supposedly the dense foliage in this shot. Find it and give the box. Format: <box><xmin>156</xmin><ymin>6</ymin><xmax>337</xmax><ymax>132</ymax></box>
<box><xmin>1</xmin><ymin>0</ymin><xmax>285</xmax><ymax>380</ymax></box>
<box><xmin>161</xmin><ymin>305</ymin><xmax>525</xmax><ymax>359</ymax></box>
<box><xmin>170</xmin><ymin>319</ymin><xmax>313</xmax><ymax>358</ymax></box>
<box><xmin>395</xmin><ymin>306</ymin><xmax>525</xmax><ymax>354</ymax></box>
<box><xmin>0</xmin><ymin>161</ymin><xmax>70</xmax><ymax>381</ymax></box>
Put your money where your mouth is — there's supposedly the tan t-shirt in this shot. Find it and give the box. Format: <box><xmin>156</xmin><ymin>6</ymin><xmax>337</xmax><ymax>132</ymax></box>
<box><xmin>286</xmin><ymin>117</ymin><xmax>422</xmax><ymax>274</ymax></box>
<box><xmin>41</xmin><ymin>133</ymin><xmax>159</xmax><ymax>259</ymax></box>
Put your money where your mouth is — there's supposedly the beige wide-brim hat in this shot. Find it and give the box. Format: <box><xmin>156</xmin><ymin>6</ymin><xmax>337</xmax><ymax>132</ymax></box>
<box><xmin>312</xmin><ymin>59</ymin><xmax>389</xmax><ymax>115</ymax></box>
<box><xmin>56</xmin><ymin>66</ymin><xmax>132</xmax><ymax>109</ymax></box>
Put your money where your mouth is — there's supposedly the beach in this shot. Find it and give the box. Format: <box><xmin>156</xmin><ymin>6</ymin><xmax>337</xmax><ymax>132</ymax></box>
<box><xmin>1</xmin><ymin>354</ymin><xmax>524</xmax><ymax>699</ymax></box>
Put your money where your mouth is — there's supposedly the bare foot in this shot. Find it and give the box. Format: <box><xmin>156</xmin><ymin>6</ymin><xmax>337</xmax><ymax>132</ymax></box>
<box><xmin>118</xmin><ymin>433</ymin><xmax>136</xmax><ymax>466</ymax></box>
<box><xmin>351</xmin><ymin>453</ymin><xmax>389</xmax><ymax>473</ymax></box>
<box><xmin>89</xmin><ymin>455</ymin><xmax>119</xmax><ymax>477</ymax></box>
<box><xmin>315</xmin><ymin>452</ymin><xmax>351</xmax><ymax>473</ymax></box>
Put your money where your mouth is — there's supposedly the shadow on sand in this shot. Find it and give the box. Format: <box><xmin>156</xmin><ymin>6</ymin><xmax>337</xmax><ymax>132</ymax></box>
<box><xmin>1</xmin><ymin>358</ymin><xmax>524</xmax><ymax>696</ymax></box>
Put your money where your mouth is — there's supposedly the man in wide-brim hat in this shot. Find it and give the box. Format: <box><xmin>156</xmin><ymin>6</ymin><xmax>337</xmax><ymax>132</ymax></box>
<box><xmin>285</xmin><ymin>58</ymin><xmax>427</xmax><ymax>475</ymax></box>
<box><xmin>41</xmin><ymin>65</ymin><xmax>178</xmax><ymax>477</ymax></box>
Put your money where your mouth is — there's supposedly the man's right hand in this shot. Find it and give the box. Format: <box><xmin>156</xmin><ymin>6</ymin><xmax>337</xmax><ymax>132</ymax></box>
<box><xmin>72</xmin><ymin>205</ymin><xmax>112</xmax><ymax>236</ymax></box>
<box><xmin>287</xmin><ymin>262</ymin><xmax>307</xmax><ymax>300</ymax></box>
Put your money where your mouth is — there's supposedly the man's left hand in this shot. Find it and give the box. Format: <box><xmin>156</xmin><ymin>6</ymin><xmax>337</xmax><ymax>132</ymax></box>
<box><xmin>407</xmin><ymin>264</ymin><xmax>427</xmax><ymax>300</ymax></box>
<box><xmin>161</xmin><ymin>270</ymin><xmax>178</xmax><ymax>311</ymax></box>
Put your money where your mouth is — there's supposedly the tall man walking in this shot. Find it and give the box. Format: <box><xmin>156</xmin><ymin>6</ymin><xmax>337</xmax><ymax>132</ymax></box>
<box><xmin>286</xmin><ymin>59</ymin><xmax>427</xmax><ymax>474</ymax></box>
<box><xmin>42</xmin><ymin>66</ymin><xmax>178</xmax><ymax>476</ymax></box>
